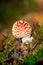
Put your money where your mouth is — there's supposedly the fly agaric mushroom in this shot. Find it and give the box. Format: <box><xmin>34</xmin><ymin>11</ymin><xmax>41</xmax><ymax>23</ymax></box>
<box><xmin>12</xmin><ymin>20</ymin><xmax>33</xmax><ymax>43</ymax></box>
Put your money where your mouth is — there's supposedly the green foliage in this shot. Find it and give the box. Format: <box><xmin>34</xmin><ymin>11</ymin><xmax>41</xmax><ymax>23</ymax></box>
<box><xmin>28</xmin><ymin>0</ymin><xmax>37</xmax><ymax>12</ymax></box>
<box><xmin>1</xmin><ymin>62</ymin><xmax>12</xmax><ymax>65</ymax></box>
<box><xmin>0</xmin><ymin>39</ymin><xmax>15</xmax><ymax>62</ymax></box>
<box><xmin>22</xmin><ymin>46</ymin><xmax>43</xmax><ymax>65</ymax></box>
<box><xmin>0</xmin><ymin>52</ymin><xmax>4</xmax><ymax>61</ymax></box>
<box><xmin>36</xmin><ymin>46</ymin><xmax>43</xmax><ymax>58</ymax></box>
<box><xmin>36</xmin><ymin>23</ymin><xmax>43</xmax><ymax>36</ymax></box>
<box><xmin>5</xmin><ymin>40</ymin><xmax>14</xmax><ymax>50</ymax></box>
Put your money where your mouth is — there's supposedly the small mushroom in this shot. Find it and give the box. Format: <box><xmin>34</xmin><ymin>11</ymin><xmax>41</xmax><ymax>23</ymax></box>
<box><xmin>12</xmin><ymin>20</ymin><xmax>33</xmax><ymax>43</ymax></box>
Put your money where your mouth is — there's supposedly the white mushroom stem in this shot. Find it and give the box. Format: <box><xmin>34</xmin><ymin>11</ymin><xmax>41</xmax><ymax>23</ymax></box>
<box><xmin>22</xmin><ymin>36</ymin><xmax>33</xmax><ymax>44</ymax></box>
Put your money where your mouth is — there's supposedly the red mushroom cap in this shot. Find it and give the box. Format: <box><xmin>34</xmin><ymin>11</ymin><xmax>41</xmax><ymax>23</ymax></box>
<box><xmin>12</xmin><ymin>20</ymin><xmax>32</xmax><ymax>38</ymax></box>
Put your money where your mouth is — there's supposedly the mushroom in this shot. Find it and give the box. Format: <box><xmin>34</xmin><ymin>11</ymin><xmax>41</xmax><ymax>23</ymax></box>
<box><xmin>12</xmin><ymin>20</ymin><xmax>33</xmax><ymax>43</ymax></box>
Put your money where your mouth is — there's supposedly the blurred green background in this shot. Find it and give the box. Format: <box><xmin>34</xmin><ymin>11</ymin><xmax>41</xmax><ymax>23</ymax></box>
<box><xmin>0</xmin><ymin>0</ymin><xmax>37</xmax><ymax>31</ymax></box>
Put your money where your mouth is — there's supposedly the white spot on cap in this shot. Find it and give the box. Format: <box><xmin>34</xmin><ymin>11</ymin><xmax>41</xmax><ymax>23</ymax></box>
<box><xmin>20</xmin><ymin>20</ymin><xmax>23</xmax><ymax>23</ymax></box>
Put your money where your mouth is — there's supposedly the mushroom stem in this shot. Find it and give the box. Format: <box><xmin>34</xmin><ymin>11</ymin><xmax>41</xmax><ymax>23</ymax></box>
<box><xmin>22</xmin><ymin>36</ymin><xmax>33</xmax><ymax>43</ymax></box>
